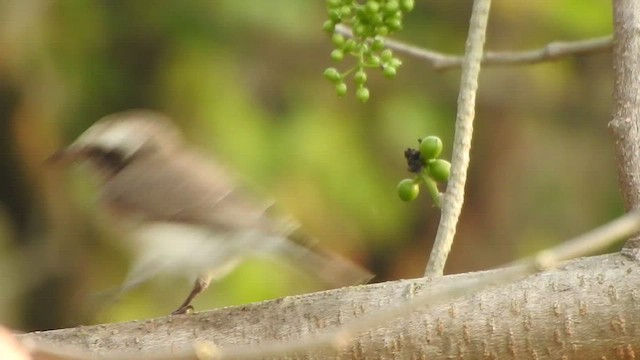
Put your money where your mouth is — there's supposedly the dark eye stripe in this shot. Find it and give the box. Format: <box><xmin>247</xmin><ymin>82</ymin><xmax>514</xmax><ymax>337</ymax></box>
<box><xmin>86</xmin><ymin>146</ymin><xmax>128</xmax><ymax>173</ymax></box>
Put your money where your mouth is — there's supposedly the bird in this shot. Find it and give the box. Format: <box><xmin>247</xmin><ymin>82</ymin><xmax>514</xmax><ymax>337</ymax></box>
<box><xmin>49</xmin><ymin>110</ymin><xmax>373</xmax><ymax>315</ymax></box>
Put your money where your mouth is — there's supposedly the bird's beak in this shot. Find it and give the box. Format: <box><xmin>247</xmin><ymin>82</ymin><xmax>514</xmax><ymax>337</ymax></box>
<box><xmin>45</xmin><ymin>147</ymin><xmax>84</xmax><ymax>165</ymax></box>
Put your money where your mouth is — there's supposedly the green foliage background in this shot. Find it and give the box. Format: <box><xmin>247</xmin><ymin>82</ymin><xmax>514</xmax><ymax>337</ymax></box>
<box><xmin>0</xmin><ymin>0</ymin><xmax>618</xmax><ymax>330</ymax></box>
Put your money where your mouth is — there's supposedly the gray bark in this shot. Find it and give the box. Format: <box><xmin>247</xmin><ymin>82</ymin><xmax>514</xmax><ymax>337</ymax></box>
<box><xmin>610</xmin><ymin>0</ymin><xmax>640</xmax><ymax>249</ymax></box>
<box><xmin>20</xmin><ymin>253</ymin><xmax>640</xmax><ymax>359</ymax></box>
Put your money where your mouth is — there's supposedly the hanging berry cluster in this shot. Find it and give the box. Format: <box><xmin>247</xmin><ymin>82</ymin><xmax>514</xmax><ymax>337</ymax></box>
<box><xmin>323</xmin><ymin>0</ymin><xmax>415</xmax><ymax>102</ymax></box>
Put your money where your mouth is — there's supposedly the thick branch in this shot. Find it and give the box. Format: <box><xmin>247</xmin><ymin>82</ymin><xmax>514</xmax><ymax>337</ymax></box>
<box><xmin>19</xmin><ymin>253</ymin><xmax>640</xmax><ymax>359</ymax></box>
<box><xmin>17</xmin><ymin>208</ymin><xmax>640</xmax><ymax>358</ymax></box>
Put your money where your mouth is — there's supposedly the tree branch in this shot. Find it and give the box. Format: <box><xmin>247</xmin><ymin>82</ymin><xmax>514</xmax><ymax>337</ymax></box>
<box><xmin>19</xmin><ymin>253</ymin><xmax>640</xmax><ymax>359</ymax></box>
<box><xmin>335</xmin><ymin>27</ymin><xmax>612</xmax><ymax>71</ymax></box>
<box><xmin>20</xmin><ymin>210</ymin><xmax>640</xmax><ymax>359</ymax></box>
<box><xmin>424</xmin><ymin>0</ymin><xmax>491</xmax><ymax>277</ymax></box>
<box><xmin>609</xmin><ymin>0</ymin><xmax>640</xmax><ymax>250</ymax></box>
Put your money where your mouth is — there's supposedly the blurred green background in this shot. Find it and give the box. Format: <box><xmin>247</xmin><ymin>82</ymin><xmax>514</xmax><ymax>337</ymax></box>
<box><xmin>0</xmin><ymin>0</ymin><xmax>618</xmax><ymax>330</ymax></box>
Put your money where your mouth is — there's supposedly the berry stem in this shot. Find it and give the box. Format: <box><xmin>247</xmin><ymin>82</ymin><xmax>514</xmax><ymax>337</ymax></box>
<box><xmin>420</xmin><ymin>173</ymin><xmax>442</xmax><ymax>208</ymax></box>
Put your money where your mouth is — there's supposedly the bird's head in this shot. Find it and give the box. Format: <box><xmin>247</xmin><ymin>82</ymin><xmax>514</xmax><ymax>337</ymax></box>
<box><xmin>49</xmin><ymin>110</ymin><xmax>184</xmax><ymax>178</ymax></box>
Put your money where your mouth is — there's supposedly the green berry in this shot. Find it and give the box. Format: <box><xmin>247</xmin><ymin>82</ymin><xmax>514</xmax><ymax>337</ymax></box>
<box><xmin>371</xmin><ymin>13</ymin><xmax>384</xmax><ymax>25</ymax></box>
<box><xmin>354</xmin><ymin>70</ymin><xmax>367</xmax><ymax>84</ymax></box>
<box><xmin>419</xmin><ymin>136</ymin><xmax>443</xmax><ymax>160</ymax></box>
<box><xmin>388</xmin><ymin>58</ymin><xmax>402</xmax><ymax>68</ymax></box>
<box><xmin>383</xmin><ymin>65</ymin><xmax>396</xmax><ymax>78</ymax></box>
<box><xmin>367</xmin><ymin>55</ymin><xmax>381</xmax><ymax>67</ymax></box>
<box><xmin>332</xmin><ymin>33</ymin><xmax>345</xmax><ymax>47</ymax></box>
<box><xmin>339</xmin><ymin>5</ymin><xmax>352</xmax><ymax>17</ymax></box>
<box><xmin>331</xmin><ymin>49</ymin><xmax>344</xmax><ymax>61</ymax></box>
<box><xmin>343</xmin><ymin>39</ymin><xmax>357</xmax><ymax>52</ymax></box>
<box><xmin>323</xmin><ymin>20</ymin><xmax>336</xmax><ymax>33</ymax></box>
<box><xmin>371</xmin><ymin>37</ymin><xmax>385</xmax><ymax>51</ymax></box>
<box><xmin>428</xmin><ymin>159</ymin><xmax>451</xmax><ymax>182</ymax></box>
<box><xmin>354</xmin><ymin>24</ymin><xmax>367</xmax><ymax>36</ymax></box>
<box><xmin>385</xmin><ymin>0</ymin><xmax>400</xmax><ymax>14</ymax></box>
<box><xmin>387</xmin><ymin>18</ymin><xmax>403</xmax><ymax>31</ymax></box>
<box><xmin>323</xmin><ymin>67</ymin><xmax>342</xmax><ymax>82</ymax></box>
<box><xmin>366</xmin><ymin>1</ymin><xmax>380</xmax><ymax>14</ymax></box>
<box><xmin>356</xmin><ymin>86</ymin><xmax>370</xmax><ymax>102</ymax></box>
<box><xmin>376</xmin><ymin>26</ymin><xmax>389</xmax><ymax>36</ymax></box>
<box><xmin>327</xmin><ymin>0</ymin><xmax>342</xmax><ymax>8</ymax></box>
<box><xmin>381</xmin><ymin>49</ymin><xmax>393</xmax><ymax>62</ymax></box>
<box><xmin>397</xmin><ymin>178</ymin><xmax>419</xmax><ymax>202</ymax></box>
<box><xmin>355</xmin><ymin>6</ymin><xmax>367</xmax><ymax>18</ymax></box>
<box><xmin>335</xmin><ymin>82</ymin><xmax>347</xmax><ymax>96</ymax></box>
<box><xmin>328</xmin><ymin>9</ymin><xmax>341</xmax><ymax>22</ymax></box>
<box><xmin>400</xmin><ymin>0</ymin><xmax>415</xmax><ymax>12</ymax></box>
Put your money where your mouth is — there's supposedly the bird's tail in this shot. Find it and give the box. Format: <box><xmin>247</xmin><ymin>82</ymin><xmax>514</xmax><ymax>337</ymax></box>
<box><xmin>271</xmin><ymin>228</ymin><xmax>374</xmax><ymax>288</ymax></box>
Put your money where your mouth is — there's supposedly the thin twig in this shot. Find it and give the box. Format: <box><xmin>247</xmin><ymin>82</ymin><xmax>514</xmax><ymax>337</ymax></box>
<box><xmin>335</xmin><ymin>26</ymin><xmax>612</xmax><ymax>71</ymax></box>
<box><xmin>505</xmin><ymin>209</ymin><xmax>640</xmax><ymax>268</ymax></box>
<box><xmin>100</xmin><ymin>210</ymin><xmax>640</xmax><ymax>360</ymax></box>
<box><xmin>424</xmin><ymin>0</ymin><xmax>491</xmax><ymax>277</ymax></box>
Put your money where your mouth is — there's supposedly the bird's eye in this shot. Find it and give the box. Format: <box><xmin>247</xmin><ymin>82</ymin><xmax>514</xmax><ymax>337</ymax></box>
<box><xmin>86</xmin><ymin>146</ymin><xmax>129</xmax><ymax>172</ymax></box>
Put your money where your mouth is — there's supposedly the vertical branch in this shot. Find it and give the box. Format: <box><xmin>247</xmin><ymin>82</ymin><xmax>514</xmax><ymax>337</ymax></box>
<box><xmin>424</xmin><ymin>0</ymin><xmax>492</xmax><ymax>277</ymax></box>
<box><xmin>609</xmin><ymin>0</ymin><xmax>640</xmax><ymax>249</ymax></box>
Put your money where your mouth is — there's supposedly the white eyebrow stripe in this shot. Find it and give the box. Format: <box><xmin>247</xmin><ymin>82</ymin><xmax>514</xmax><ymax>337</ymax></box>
<box><xmin>77</xmin><ymin>125</ymin><xmax>151</xmax><ymax>158</ymax></box>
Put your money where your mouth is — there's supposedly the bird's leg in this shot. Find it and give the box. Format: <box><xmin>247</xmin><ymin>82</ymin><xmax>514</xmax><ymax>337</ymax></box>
<box><xmin>171</xmin><ymin>273</ymin><xmax>212</xmax><ymax>315</ymax></box>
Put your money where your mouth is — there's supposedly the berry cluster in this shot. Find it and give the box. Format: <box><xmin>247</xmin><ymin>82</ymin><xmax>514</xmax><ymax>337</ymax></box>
<box><xmin>323</xmin><ymin>0</ymin><xmax>414</xmax><ymax>102</ymax></box>
<box><xmin>397</xmin><ymin>136</ymin><xmax>451</xmax><ymax>206</ymax></box>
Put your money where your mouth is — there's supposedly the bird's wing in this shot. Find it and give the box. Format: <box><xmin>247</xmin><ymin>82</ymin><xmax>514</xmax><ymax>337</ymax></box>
<box><xmin>101</xmin><ymin>149</ymin><xmax>276</xmax><ymax>231</ymax></box>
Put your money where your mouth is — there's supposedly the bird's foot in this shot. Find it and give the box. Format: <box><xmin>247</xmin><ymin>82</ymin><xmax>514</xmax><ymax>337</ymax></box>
<box><xmin>171</xmin><ymin>305</ymin><xmax>194</xmax><ymax>315</ymax></box>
